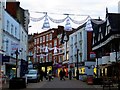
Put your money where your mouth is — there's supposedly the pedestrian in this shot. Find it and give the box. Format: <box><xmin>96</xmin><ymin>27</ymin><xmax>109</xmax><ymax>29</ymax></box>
<box><xmin>43</xmin><ymin>71</ymin><xmax>48</xmax><ymax>80</ymax></box>
<box><xmin>48</xmin><ymin>70</ymin><xmax>52</xmax><ymax>81</ymax></box>
<box><xmin>62</xmin><ymin>69</ymin><xmax>66</xmax><ymax>81</ymax></box>
<box><xmin>68</xmin><ymin>70</ymin><xmax>72</xmax><ymax>80</ymax></box>
<box><xmin>59</xmin><ymin>69</ymin><xmax>63</xmax><ymax>80</ymax></box>
<box><xmin>40</xmin><ymin>70</ymin><xmax>44</xmax><ymax>81</ymax></box>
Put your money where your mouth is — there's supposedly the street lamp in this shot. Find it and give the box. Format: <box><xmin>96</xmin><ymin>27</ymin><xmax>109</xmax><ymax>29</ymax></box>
<box><xmin>76</xmin><ymin>49</ymin><xmax>79</xmax><ymax>80</ymax></box>
<box><xmin>15</xmin><ymin>49</ymin><xmax>19</xmax><ymax>78</ymax></box>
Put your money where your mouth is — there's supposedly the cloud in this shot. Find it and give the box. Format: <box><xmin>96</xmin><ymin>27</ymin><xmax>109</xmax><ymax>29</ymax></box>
<box><xmin>18</xmin><ymin>0</ymin><xmax>119</xmax><ymax>34</ymax></box>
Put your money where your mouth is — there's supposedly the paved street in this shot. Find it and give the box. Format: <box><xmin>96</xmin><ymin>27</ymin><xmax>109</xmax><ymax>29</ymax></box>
<box><xmin>26</xmin><ymin>77</ymin><xmax>101</xmax><ymax>89</ymax></box>
<box><xmin>2</xmin><ymin>77</ymin><xmax>119</xmax><ymax>90</ymax></box>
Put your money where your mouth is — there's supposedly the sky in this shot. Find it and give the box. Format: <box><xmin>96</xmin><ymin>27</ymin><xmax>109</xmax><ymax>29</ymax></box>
<box><xmin>18</xmin><ymin>0</ymin><xmax>120</xmax><ymax>34</ymax></box>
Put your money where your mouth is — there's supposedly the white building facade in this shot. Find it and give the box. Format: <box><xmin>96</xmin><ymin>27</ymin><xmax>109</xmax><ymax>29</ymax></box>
<box><xmin>69</xmin><ymin>23</ymin><xmax>95</xmax><ymax>77</ymax></box>
<box><xmin>2</xmin><ymin>9</ymin><xmax>28</xmax><ymax>78</ymax></box>
<box><xmin>69</xmin><ymin>25</ymin><xmax>87</xmax><ymax>76</ymax></box>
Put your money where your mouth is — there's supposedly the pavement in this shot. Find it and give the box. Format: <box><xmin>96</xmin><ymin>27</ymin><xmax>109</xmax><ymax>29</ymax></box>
<box><xmin>1</xmin><ymin>77</ymin><xmax>118</xmax><ymax>90</ymax></box>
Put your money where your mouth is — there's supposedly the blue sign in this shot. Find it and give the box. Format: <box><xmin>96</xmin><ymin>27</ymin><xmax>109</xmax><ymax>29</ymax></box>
<box><xmin>2</xmin><ymin>56</ymin><xmax>10</xmax><ymax>62</ymax></box>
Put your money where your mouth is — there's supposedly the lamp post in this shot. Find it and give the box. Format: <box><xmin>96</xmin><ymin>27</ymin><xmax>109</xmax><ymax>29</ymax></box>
<box><xmin>15</xmin><ymin>49</ymin><xmax>19</xmax><ymax>78</ymax></box>
<box><xmin>76</xmin><ymin>49</ymin><xmax>79</xmax><ymax>80</ymax></box>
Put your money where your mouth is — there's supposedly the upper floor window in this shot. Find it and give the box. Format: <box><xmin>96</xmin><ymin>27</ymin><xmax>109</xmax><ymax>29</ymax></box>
<box><xmin>43</xmin><ymin>36</ymin><xmax>45</xmax><ymax>42</ymax></box>
<box><xmin>49</xmin><ymin>42</ymin><xmax>52</xmax><ymax>48</ymax></box>
<box><xmin>34</xmin><ymin>39</ymin><xmax>37</xmax><ymax>45</ymax></box>
<box><xmin>7</xmin><ymin>20</ymin><xmax>9</xmax><ymax>32</ymax></box>
<box><xmin>54</xmin><ymin>39</ymin><xmax>57</xmax><ymax>46</ymax></box>
<box><xmin>22</xmin><ymin>31</ymin><xmax>23</xmax><ymax>41</ymax></box>
<box><xmin>49</xmin><ymin>34</ymin><xmax>52</xmax><ymax>40</ymax></box>
<box><xmin>25</xmin><ymin>35</ymin><xmax>27</xmax><ymax>43</ymax></box>
<box><xmin>46</xmin><ymin>35</ymin><xmax>48</xmax><ymax>41</ymax></box>
<box><xmin>15</xmin><ymin>27</ymin><xmax>17</xmax><ymax>36</ymax></box>
<box><xmin>40</xmin><ymin>37</ymin><xmax>42</xmax><ymax>43</ymax></box>
<box><xmin>37</xmin><ymin>38</ymin><xmax>39</xmax><ymax>44</ymax></box>
<box><xmin>11</xmin><ymin>24</ymin><xmax>13</xmax><ymax>35</ymax></box>
<box><xmin>80</xmin><ymin>32</ymin><xmax>82</xmax><ymax>40</ymax></box>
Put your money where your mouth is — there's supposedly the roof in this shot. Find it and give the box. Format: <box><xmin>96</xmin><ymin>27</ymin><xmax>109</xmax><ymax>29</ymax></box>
<box><xmin>107</xmin><ymin>13</ymin><xmax>120</xmax><ymax>32</ymax></box>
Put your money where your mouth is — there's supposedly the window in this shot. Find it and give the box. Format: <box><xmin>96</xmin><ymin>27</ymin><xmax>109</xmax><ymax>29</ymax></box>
<box><xmin>46</xmin><ymin>35</ymin><xmax>48</xmax><ymax>41</ymax></box>
<box><xmin>80</xmin><ymin>32</ymin><xmax>82</xmax><ymax>40</ymax></box>
<box><xmin>40</xmin><ymin>37</ymin><xmax>42</xmax><ymax>43</ymax></box>
<box><xmin>11</xmin><ymin>24</ymin><xmax>13</xmax><ymax>35</ymax></box>
<box><xmin>49</xmin><ymin>43</ymin><xmax>52</xmax><ymax>48</ymax></box>
<box><xmin>54</xmin><ymin>40</ymin><xmax>57</xmax><ymax>46</ymax></box>
<box><xmin>37</xmin><ymin>38</ymin><xmax>39</xmax><ymax>44</ymax></box>
<box><xmin>25</xmin><ymin>35</ymin><xmax>27</xmax><ymax>42</ymax></box>
<box><xmin>15</xmin><ymin>27</ymin><xmax>17</xmax><ymax>36</ymax></box>
<box><xmin>43</xmin><ymin>36</ymin><xmax>45</xmax><ymax>42</ymax></box>
<box><xmin>49</xmin><ymin>34</ymin><xmax>52</xmax><ymax>40</ymax></box>
<box><xmin>7</xmin><ymin>20</ymin><xmax>9</xmax><ymax>32</ymax></box>
<box><xmin>34</xmin><ymin>39</ymin><xmax>37</xmax><ymax>45</ymax></box>
<box><xmin>22</xmin><ymin>31</ymin><xmax>23</xmax><ymax>41</ymax></box>
<box><xmin>5</xmin><ymin>39</ymin><xmax>9</xmax><ymax>53</ymax></box>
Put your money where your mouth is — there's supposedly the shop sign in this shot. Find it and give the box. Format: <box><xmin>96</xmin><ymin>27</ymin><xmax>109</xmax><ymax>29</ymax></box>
<box><xmin>90</xmin><ymin>52</ymin><xmax>96</xmax><ymax>59</ymax></box>
<box><xmin>11</xmin><ymin>42</ymin><xmax>19</xmax><ymax>53</ymax></box>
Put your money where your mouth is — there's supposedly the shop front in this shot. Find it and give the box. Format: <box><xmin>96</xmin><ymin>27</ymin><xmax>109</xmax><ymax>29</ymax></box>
<box><xmin>53</xmin><ymin>63</ymin><xmax>62</xmax><ymax>77</ymax></box>
<box><xmin>33</xmin><ymin>61</ymin><xmax>53</xmax><ymax>75</ymax></box>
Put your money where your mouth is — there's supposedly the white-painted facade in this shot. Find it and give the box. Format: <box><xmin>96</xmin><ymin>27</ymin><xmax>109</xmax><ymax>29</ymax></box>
<box><xmin>69</xmin><ymin>27</ymin><xmax>87</xmax><ymax>64</ymax></box>
<box><xmin>2</xmin><ymin>10</ymin><xmax>28</xmax><ymax>77</ymax></box>
<box><xmin>0</xmin><ymin>2</ymin><xmax>5</xmax><ymax>54</ymax></box>
<box><xmin>69</xmin><ymin>26</ymin><xmax>88</xmax><ymax>76</ymax></box>
<box><xmin>19</xmin><ymin>25</ymin><xmax>28</xmax><ymax>61</ymax></box>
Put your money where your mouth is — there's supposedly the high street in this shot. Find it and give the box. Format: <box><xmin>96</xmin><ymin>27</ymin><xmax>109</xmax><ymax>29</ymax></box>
<box><xmin>1</xmin><ymin>77</ymin><xmax>112</xmax><ymax>90</ymax></box>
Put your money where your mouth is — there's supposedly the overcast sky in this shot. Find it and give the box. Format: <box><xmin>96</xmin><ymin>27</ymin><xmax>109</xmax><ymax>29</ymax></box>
<box><xmin>18</xmin><ymin>0</ymin><xmax>120</xmax><ymax>34</ymax></box>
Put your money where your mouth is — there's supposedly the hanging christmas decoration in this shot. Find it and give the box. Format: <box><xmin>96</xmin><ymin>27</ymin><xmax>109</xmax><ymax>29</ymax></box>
<box><xmin>42</xmin><ymin>13</ymin><xmax>50</xmax><ymax>29</ymax></box>
<box><xmin>30</xmin><ymin>12</ymin><xmax>90</xmax><ymax>30</ymax></box>
<box><xmin>85</xmin><ymin>19</ymin><xmax>93</xmax><ymax>31</ymax></box>
<box><xmin>64</xmin><ymin>15</ymin><xmax>72</xmax><ymax>31</ymax></box>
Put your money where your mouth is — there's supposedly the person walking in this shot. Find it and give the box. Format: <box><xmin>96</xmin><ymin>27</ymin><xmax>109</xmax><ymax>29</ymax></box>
<box><xmin>40</xmin><ymin>70</ymin><xmax>44</xmax><ymax>81</ymax></box>
<box><xmin>48</xmin><ymin>70</ymin><xmax>52</xmax><ymax>81</ymax></box>
<box><xmin>62</xmin><ymin>69</ymin><xmax>66</xmax><ymax>81</ymax></box>
<box><xmin>68</xmin><ymin>70</ymin><xmax>72</xmax><ymax>80</ymax></box>
<box><xmin>59</xmin><ymin>70</ymin><xmax>63</xmax><ymax>80</ymax></box>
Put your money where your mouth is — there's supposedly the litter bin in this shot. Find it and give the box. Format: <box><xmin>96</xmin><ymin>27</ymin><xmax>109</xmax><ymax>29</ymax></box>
<box><xmin>87</xmin><ymin>75</ymin><xmax>93</xmax><ymax>85</ymax></box>
<box><xmin>9</xmin><ymin>77</ymin><xmax>26</xmax><ymax>89</ymax></box>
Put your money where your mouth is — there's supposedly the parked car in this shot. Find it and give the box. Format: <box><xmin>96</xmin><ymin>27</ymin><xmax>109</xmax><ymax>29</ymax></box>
<box><xmin>25</xmin><ymin>69</ymin><xmax>40</xmax><ymax>82</ymax></box>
